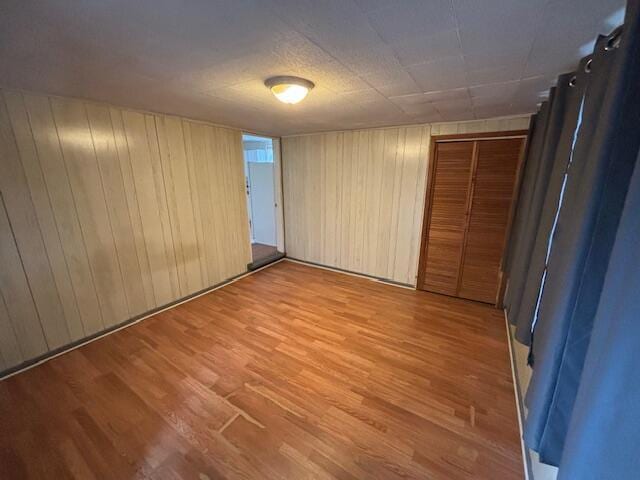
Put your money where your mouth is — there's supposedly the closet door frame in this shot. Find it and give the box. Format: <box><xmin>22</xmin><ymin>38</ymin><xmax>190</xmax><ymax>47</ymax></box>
<box><xmin>416</xmin><ymin>130</ymin><xmax>529</xmax><ymax>306</ymax></box>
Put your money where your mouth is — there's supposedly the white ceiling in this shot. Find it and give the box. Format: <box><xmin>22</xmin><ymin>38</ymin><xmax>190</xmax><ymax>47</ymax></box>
<box><xmin>0</xmin><ymin>0</ymin><xmax>625</xmax><ymax>136</ymax></box>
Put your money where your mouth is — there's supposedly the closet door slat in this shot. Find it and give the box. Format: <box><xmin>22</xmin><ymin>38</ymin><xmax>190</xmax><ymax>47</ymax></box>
<box><xmin>420</xmin><ymin>141</ymin><xmax>474</xmax><ymax>295</ymax></box>
<box><xmin>458</xmin><ymin>138</ymin><xmax>523</xmax><ymax>303</ymax></box>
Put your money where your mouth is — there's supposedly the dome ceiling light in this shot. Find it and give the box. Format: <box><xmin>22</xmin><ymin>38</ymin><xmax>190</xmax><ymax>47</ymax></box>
<box><xmin>264</xmin><ymin>76</ymin><xmax>314</xmax><ymax>104</ymax></box>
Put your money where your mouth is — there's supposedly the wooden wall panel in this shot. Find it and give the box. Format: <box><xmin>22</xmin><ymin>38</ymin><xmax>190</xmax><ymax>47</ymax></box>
<box><xmin>0</xmin><ymin>89</ymin><xmax>251</xmax><ymax>373</ymax></box>
<box><xmin>1</xmin><ymin>94</ymin><xmax>70</xmax><ymax>349</ymax></box>
<box><xmin>51</xmin><ymin>97</ymin><xmax>130</xmax><ymax>330</ymax></box>
<box><xmin>4</xmin><ymin>92</ymin><xmax>85</xmax><ymax>342</ymax></box>
<box><xmin>282</xmin><ymin>116</ymin><xmax>530</xmax><ymax>285</ymax></box>
<box><xmin>22</xmin><ymin>94</ymin><xmax>104</xmax><ymax>337</ymax></box>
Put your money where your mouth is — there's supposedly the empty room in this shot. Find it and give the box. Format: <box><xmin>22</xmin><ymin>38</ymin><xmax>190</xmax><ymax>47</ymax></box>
<box><xmin>1</xmin><ymin>1</ymin><xmax>639</xmax><ymax>479</ymax></box>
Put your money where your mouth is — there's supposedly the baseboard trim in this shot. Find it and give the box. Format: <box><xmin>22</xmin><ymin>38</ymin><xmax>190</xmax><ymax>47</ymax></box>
<box><xmin>504</xmin><ymin>309</ymin><xmax>534</xmax><ymax>480</ymax></box>
<box><xmin>283</xmin><ymin>257</ymin><xmax>415</xmax><ymax>290</ymax></box>
<box><xmin>0</xmin><ymin>258</ymin><xmax>285</xmax><ymax>382</ymax></box>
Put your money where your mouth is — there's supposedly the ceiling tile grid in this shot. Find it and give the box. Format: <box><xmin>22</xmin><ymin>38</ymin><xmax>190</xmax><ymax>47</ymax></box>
<box><xmin>0</xmin><ymin>0</ymin><xmax>625</xmax><ymax>135</ymax></box>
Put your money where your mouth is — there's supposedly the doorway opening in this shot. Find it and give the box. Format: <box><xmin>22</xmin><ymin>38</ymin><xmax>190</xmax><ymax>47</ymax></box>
<box><xmin>243</xmin><ymin>134</ymin><xmax>284</xmax><ymax>267</ymax></box>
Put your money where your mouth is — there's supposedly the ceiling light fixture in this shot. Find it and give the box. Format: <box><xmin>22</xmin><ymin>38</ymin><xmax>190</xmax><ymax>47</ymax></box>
<box><xmin>265</xmin><ymin>76</ymin><xmax>314</xmax><ymax>104</ymax></box>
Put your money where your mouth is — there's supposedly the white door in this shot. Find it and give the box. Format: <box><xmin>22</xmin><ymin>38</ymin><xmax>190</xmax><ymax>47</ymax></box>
<box><xmin>248</xmin><ymin>162</ymin><xmax>276</xmax><ymax>246</ymax></box>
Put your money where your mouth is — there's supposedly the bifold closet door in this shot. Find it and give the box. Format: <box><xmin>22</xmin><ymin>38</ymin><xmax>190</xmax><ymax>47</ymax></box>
<box><xmin>420</xmin><ymin>141</ymin><xmax>475</xmax><ymax>296</ymax></box>
<box><xmin>457</xmin><ymin>138</ymin><xmax>523</xmax><ymax>303</ymax></box>
<box><xmin>419</xmin><ymin>137</ymin><xmax>523</xmax><ymax>304</ymax></box>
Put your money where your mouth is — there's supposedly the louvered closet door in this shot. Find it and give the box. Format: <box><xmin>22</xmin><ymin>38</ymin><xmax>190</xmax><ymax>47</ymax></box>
<box><xmin>420</xmin><ymin>141</ymin><xmax>475</xmax><ymax>295</ymax></box>
<box><xmin>419</xmin><ymin>137</ymin><xmax>523</xmax><ymax>304</ymax></box>
<box><xmin>458</xmin><ymin>138</ymin><xmax>523</xmax><ymax>303</ymax></box>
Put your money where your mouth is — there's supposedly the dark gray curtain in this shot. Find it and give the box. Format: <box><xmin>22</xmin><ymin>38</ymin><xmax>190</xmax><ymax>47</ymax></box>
<box><xmin>502</xmin><ymin>114</ymin><xmax>536</xmax><ymax>277</ymax></box>
<box><xmin>524</xmin><ymin>0</ymin><xmax>640</xmax><ymax>467</ymax></box>
<box><xmin>503</xmin><ymin>98</ymin><xmax>553</xmax><ymax>311</ymax></box>
<box><xmin>503</xmin><ymin>77</ymin><xmax>569</xmax><ymax>343</ymax></box>
<box><xmin>503</xmin><ymin>92</ymin><xmax>554</xmax><ymax>314</ymax></box>
<box><xmin>510</xmin><ymin>57</ymin><xmax>590</xmax><ymax>345</ymax></box>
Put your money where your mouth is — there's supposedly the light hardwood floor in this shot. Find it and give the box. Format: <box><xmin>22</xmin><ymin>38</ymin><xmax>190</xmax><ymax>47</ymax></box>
<box><xmin>0</xmin><ymin>260</ymin><xmax>523</xmax><ymax>479</ymax></box>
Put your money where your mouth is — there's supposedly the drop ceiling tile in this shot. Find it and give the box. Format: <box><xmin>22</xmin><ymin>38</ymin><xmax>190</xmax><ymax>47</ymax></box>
<box><xmin>269</xmin><ymin>30</ymin><xmax>337</xmax><ymax>68</ymax></box>
<box><xmin>175</xmin><ymin>50</ymin><xmax>285</xmax><ymax>91</ymax></box>
<box><xmin>338</xmin><ymin>88</ymin><xmax>387</xmax><ymax>105</ymax></box>
<box><xmin>374</xmin><ymin>78</ymin><xmax>423</xmax><ymax>97</ymax></box>
<box><xmin>358</xmin><ymin>100</ymin><xmax>409</xmax><ymax>121</ymax></box>
<box><xmin>469</xmin><ymin>80</ymin><xmax>520</xmax><ymax>99</ymax></box>
<box><xmin>434</xmin><ymin>97</ymin><xmax>475</xmax><ymax>122</ymax></box>
<box><xmin>433</xmin><ymin>97</ymin><xmax>473</xmax><ymax>114</ymax></box>
<box><xmin>513</xmin><ymin>75</ymin><xmax>557</xmax><ymax>105</ymax></box>
<box><xmin>509</xmin><ymin>103</ymin><xmax>538</xmax><ymax>118</ymax></box>
<box><xmin>396</xmin><ymin>102</ymin><xmax>440</xmax><ymax>117</ymax></box>
<box><xmin>439</xmin><ymin>110</ymin><xmax>475</xmax><ymax>122</ymax></box>
<box><xmin>390</xmin><ymin>29</ymin><xmax>462</xmax><ymax>67</ymax></box>
<box><xmin>360</xmin><ymin>69</ymin><xmax>421</xmax><ymax>96</ymax></box>
<box><xmin>470</xmin><ymin>96</ymin><xmax>503</xmax><ymax>108</ymax></box>
<box><xmin>365</xmin><ymin>0</ymin><xmax>456</xmax><ymax>44</ymax></box>
<box><xmin>473</xmin><ymin>104</ymin><xmax>516</xmax><ymax>120</ymax></box>
<box><xmin>406</xmin><ymin>56</ymin><xmax>467</xmax><ymax>92</ymax></box>
<box><xmin>1</xmin><ymin>0</ymin><xmax>625</xmax><ymax>135</ymax></box>
<box><xmin>268</xmin><ymin>0</ymin><xmax>400</xmax><ymax>76</ymax></box>
<box><xmin>524</xmin><ymin>0</ymin><xmax>624</xmax><ymax>77</ymax></box>
<box><xmin>465</xmin><ymin>61</ymin><xmax>524</xmax><ymax>85</ymax></box>
<box><xmin>388</xmin><ymin>93</ymin><xmax>431</xmax><ymax>107</ymax></box>
<box><xmin>409</xmin><ymin>111</ymin><xmax>444</xmax><ymax>124</ymax></box>
<box><xmin>422</xmin><ymin>88</ymin><xmax>470</xmax><ymax>103</ymax></box>
<box><xmin>352</xmin><ymin>0</ymin><xmax>405</xmax><ymax>14</ymax></box>
<box><xmin>454</xmin><ymin>0</ymin><xmax>547</xmax><ymax>56</ymax></box>
<box><xmin>524</xmin><ymin>37</ymin><xmax>593</xmax><ymax>78</ymax></box>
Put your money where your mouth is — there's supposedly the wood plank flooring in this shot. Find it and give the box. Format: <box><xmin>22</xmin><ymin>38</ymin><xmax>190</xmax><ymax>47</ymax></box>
<box><xmin>0</xmin><ymin>260</ymin><xmax>523</xmax><ymax>479</ymax></box>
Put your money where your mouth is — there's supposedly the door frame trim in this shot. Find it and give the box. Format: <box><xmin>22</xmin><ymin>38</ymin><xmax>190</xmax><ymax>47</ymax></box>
<box><xmin>416</xmin><ymin>129</ymin><xmax>529</xmax><ymax>305</ymax></box>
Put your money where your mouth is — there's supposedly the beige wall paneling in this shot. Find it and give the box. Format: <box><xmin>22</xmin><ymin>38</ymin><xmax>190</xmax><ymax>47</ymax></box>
<box><xmin>181</xmin><ymin>120</ymin><xmax>209</xmax><ymax>288</ymax></box>
<box><xmin>309</xmin><ymin>132</ymin><xmax>323</xmax><ymax>265</ymax></box>
<box><xmin>282</xmin><ymin>136</ymin><xmax>298</xmax><ymax>259</ymax></box>
<box><xmin>21</xmin><ymin>93</ymin><xmax>105</xmax><ymax>336</ymax></box>
<box><xmin>0</xmin><ymin>192</ymin><xmax>47</xmax><ymax>359</ymax></box>
<box><xmin>403</xmin><ymin>126</ymin><xmax>430</xmax><ymax>284</ymax></box>
<box><xmin>226</xmin><ymin>128</ymin><xmax>251</xmax><ymax>273</ymax></box>
<box><xmin>272</xmin><ymin>138</ymin><xmax>285</xmax><ymax>254</ymax></box>
<box><xmin>213</xmin><ymin>127</ymin><xmax>249</xmax><ymax>279</ymax></box>
<box><xmin>0</xmin><ymin>94</ymin><xmax>71</xmax><ymax>349</ymax></box>
<box><xmin>185</xmin><ymin>122</ymin><xmax>219</xmax><ymax>285</ymax></box>
<box><xmin>0</xmin><ymin>290</ymin><xmax>22</xmax><ymax>370</ymax></box>
<box><xmin>120</xmin><ymin>110</ymin><xmax>175</xmax><ymax>306</ymax></box>
<box><xmin>207</xmin><ymin>127</ymin><xmax>234</xmax><ymax>281</ymax></box>
<box><xmin>391</xmin><ymin>126</ymin><xmax>429</xmax><ymax>283</ymax></box>
<box><xmin>362</xmin><ymin>129</ymin><xmax>384</xmax><ymax>276</ymax></box>
<box><xmin>157</xmin><ymin>116</ymin><xmax>204</xmax><ymax>296</ymax></box>
<box><xmin>337</xmin><ymin>132</ymin><xmax>351</xmax><ymax>268</ymax></box>
<box><xmin>0</xmin><ymin>89</ymin><xmax>251</xmax><ymax>373</ymax></box>
<box><xmin>282</xmin><ymin>116</ymin><xmax>529</xmax><ymax>286</ymax></box>
<box><xmin>109</xmin><ymin>107</ymin><xmax>157</xmax><ymax>311</ymax></box>
<box><xmin>375</xmin><ymin>128</ymin><xmax>400</xmax><ymax>279</ymax></box>
<box><xmin>144</xmin><ymin>114</ymin><xmax>182</xmax><ymax>300</ymax></box>
<box><xmin>4</xmin><ymin>92</ymin><xmax>85</xmax><ymax>343</ymax></box>
<box><xmin>322</xmin><ymin>132</ymin><xmax>339</xmax><ymax>267</ymax></box>
<box><xmin>351</xmin><ymin>130</ymin><xmax>368</xmax><ymax>273</ymax></box>
<box><xmin>85</xmin><ymin>103</ymin><xmax>149</xmax><ymax>319</ymax></box>
<box><xmin>50</xmin><ymin>97</ymin><xmax>130</xmax><ymax>330</ymax></box>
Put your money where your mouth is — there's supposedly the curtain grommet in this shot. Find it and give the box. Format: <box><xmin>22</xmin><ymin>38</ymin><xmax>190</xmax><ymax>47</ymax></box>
<box><xmin>585</xmin><ymin>58</ymin><xmax>593</xmax><ymax>73</ymax></box>
<box><xmin>605</xmin><ymin>28</ymin><xmax>622</xmax><ymax>51</ymax></box>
